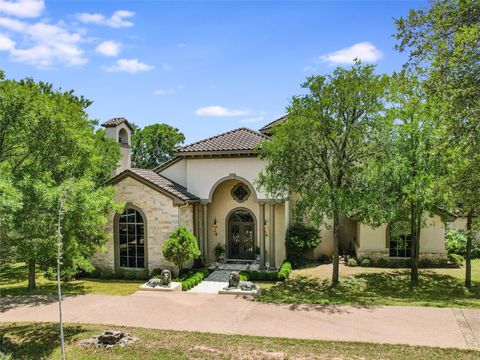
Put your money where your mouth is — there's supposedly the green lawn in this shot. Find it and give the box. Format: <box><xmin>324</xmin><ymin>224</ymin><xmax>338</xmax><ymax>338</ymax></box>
<box><xmin>257</xmin><ymin>260</ymin><xmax>480</xmax><ymax>308</ymax></box>
<box><xmin>0</xmin><ymin>322</ymin><xmax>478</xmax><ymax>360</ymax></box>
<box><xmin>0</xmin><ymin>263</ymin><xmax>143</xmax><ymax>297</ymax></box>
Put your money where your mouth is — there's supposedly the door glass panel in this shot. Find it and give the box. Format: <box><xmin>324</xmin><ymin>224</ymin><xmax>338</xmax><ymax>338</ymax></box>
<box><xmin>227</xmin><ymin>210</ymin><xmax>255</xmax><ymax>260</ymax></box>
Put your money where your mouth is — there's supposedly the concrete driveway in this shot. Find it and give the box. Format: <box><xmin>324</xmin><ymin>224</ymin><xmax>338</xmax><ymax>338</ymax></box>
<box><xmin>1</xmin><ymin>291</ymin><xmax>479</xmax><ymax>350</ymax></box>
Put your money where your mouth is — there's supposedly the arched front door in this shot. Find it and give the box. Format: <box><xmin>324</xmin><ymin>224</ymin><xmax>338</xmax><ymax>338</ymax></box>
<box><xmin>227</xmin><ymin>209</ymin><xmax>255</xmax><ymax>260</ymax></box>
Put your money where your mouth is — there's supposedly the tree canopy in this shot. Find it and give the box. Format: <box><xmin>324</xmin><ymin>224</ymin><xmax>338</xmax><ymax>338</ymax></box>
<box><xmin>131</xmin><ymin>123</ymin><xmax>185</xmax><ymax>169</ymax></box>
<box><xmin>0</xmin><ymin>73</ymin><xmax>121</xmax><ymax>288</ymax></box>
<box><xmin>395</xmin><ymin>0</ymin><xmax>480</xmax><ymax>286</ymax></box>
<box><xmin>258</xmin><ymin>61</ymin><xmax>389</xmax><ymax>285</ymax></box>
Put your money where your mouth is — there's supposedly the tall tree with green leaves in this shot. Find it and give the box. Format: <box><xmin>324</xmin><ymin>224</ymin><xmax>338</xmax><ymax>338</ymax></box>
<box><xmin>370</xmin><ymin>73</ymin><xmax>441</xmax><ymax>285</ymax></box>
<box><xmin>395</xmin><ymin>0</ymin><xmax>480</xmax><ymax>286</ymax></box>
<box><xmin>0</xmin><ymin>73</ymin><xmax>121</xmax><ymax>289</ymax></box>
<box><xmin>258</xmin><ymin>62</ymin><xmax>389</xmax><ymax>285</ymax></box>
<box><xmin>131</xmin><ymin>123</ymin><xmax>185</xmax><ymax>169</ymax></box>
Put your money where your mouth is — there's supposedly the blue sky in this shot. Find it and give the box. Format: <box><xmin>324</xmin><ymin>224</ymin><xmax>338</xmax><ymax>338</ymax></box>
<box><xmin>0</xmin><ymin>0</ymin><xmax>425</xmax><ymax>143</ymax></box>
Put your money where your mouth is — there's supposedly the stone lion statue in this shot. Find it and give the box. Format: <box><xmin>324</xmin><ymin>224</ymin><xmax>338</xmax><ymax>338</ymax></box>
<box><xmin>160</xmin><ymin>269</ymin><xmax>171</xmax><ymax>287</ymax></box>
<box><xmin>146</xmin><ymin>278</ymin><xmax>162</xmax><ymax>288</ymax></box>
<box><xmin>228</xmin><ymin>271</ymin><xmax>240</xmax><ymax>289</ymax></box>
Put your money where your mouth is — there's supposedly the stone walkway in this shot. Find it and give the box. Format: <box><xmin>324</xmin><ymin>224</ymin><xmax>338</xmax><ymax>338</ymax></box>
<box><xmin>1</xmin><ymin>292</ymin><xmax>479</xmax><ymax>350</ymax></box>
<box><xmin>188</xmin><ymin>270</ymin><xmax>230</xmax><ymax>294</ymax></box>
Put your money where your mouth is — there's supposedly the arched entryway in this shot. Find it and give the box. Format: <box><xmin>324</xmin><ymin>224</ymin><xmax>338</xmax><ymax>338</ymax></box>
<box><xmin>227</xmin><ymin>208</ymin><xmax>256</xmax><ymax>260</ymax></box>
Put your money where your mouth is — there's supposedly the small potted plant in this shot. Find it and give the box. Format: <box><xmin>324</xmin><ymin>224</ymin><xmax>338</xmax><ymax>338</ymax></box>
<box><xmin>214</xmin><ymin>243</ymin><xmax>226</xmax><ymax>262</ymax></box>
<box><xmin>255</xmin><ymin>246</ymin><xmax>261</xmax><ymax>263</ymax></box>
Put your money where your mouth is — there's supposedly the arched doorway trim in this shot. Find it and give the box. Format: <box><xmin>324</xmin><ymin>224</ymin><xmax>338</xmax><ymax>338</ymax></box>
<box><xmin>225</xmin><ymin>207</ymin><xmax>257</xmax><ymax>260</ymax></box>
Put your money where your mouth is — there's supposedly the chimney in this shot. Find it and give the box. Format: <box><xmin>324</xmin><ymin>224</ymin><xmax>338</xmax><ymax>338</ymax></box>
<box><xmin>102</xmin><ymin>117</ymin><xmax>133</xmax><ymax>175</ymax></box>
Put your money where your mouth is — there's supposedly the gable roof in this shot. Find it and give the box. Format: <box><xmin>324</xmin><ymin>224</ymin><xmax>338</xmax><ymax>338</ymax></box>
<box><xmin>175</xmin><ymin>127</ymin><xmax>270</xmax><ymax>154</ymax></box>
<box><xmin>109</xmin><ymin>168</ymin><xmax>199</xmax><ymax>203</ymax></box>
<box><xmin>102</xmin><ymin>117</ymin><xmax>134</xmax><ymax>131</ymax></box>
<box><xmin>259</xmin><ymin>115</ymin><xmax>288</xmax><ymax>135</ymax></box>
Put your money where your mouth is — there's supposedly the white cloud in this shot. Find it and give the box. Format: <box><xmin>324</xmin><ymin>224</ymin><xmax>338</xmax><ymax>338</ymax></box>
<box><xmin>0</xmin><ymin>17</ymin><xmax>87</xmax><ymax>67</ymax></box>
<box><xmin>195</xmin><ymin>106</ymin><xmax>250</xmax><ymax>117</ymax></box>
<box><xmin>0</xmin><ymin>33</ymin><xmax>15</xmax><ymax>50</ymax></box>
<box><xmin>76</xmin><ymin>10</ymin><xmax>134</xmax><ymax>28</ymax></box>
<box><xmin>177</xmin><ymin>43</ymin><xmax>186</xmax><ymax>48</ymax></box>
<box><xmin>240</xmin><ymin>115</ymin><xmax>265</xmax><ymax>123</ymax></box>
<box><xmin>96</xmin><ymin>40</ymin><xmax>121</xmax><ymax>57</ymax></box>
<box><xmin>153</xmin><ymin>85</ymin><xmax>184</xmax><ymax>95</ymax></box>
<box><xmin>105</xmin><ymin>58</ymin><xmax>154</xmax><ymax>73</ymax></box>
<box><xmin>0</xmin><ymin>0</ymin><xmax>44</xmax><ymax>18</ymax></box>
<box><xmin>319</xmin><ymin>42</ymin><xmax>383</xmax><ymax>65</ymax></box>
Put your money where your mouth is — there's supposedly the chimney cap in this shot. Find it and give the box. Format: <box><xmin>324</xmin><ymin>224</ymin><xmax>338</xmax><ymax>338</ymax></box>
<box><xmin>102</xmin><ymin>117</ymin><xmax>134</xmax><ymax>131</ymax></box>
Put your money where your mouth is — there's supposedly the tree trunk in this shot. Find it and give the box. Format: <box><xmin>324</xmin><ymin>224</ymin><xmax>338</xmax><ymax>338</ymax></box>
<box><xmin>28</xmin><ymin>259</ymin><xmax>36</xmax><ymax>290</ymax></box>
<box><xmin>332</xmin><ymin>210</ymin><xmax>340</xmax><ymax>286</ymax></box>
<box><xmin>465</xmin><ymin>210</ymin><xmax>474</xmax><ymax>288</ymax></box>
<box><xmin>410</xmin><ymin>204</ymin><xmax>420</xmax><ymax>286</ymax></box>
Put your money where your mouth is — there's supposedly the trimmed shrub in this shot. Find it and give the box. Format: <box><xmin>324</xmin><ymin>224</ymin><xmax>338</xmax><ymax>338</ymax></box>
<box><xmin>277</xmin><ymin>261</ymin><xmax>292</xmax><ymax>280</ymax></box>
<box><xmin>180</xmin><ymin>268</ymin><xmax>209</xmax><ymax>291</ymax></box>
<box><xmin>360</xmin><ymin>258</ymin><xmax>371</xmax><ymax>267</ymax></box>
<box><xmin>286</xmin><ymin>223</ymin><xmax>320</xmax><ymax>259</ymax></box>
<box><xmin>240</xmin><ymin>261</ymin><xmax>292</xmax><ymax>282</ymax></box>
<box><xmin>448</xmin><ymin>253</ymin><xmax>464</xmax><ymax>268</ymax></box>
<box><xmin>347</xmin><ymin>258</ymin><xmax>357</xmax><ymax>267</ymax></box>
<box><xmin>162</xmin><ymin>227</ymin><xmax>201</xmax><ymax>274</ymax></box>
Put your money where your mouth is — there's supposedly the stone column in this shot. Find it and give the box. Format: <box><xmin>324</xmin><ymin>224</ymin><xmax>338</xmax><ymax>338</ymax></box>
<box><xmin>259</xmin><ymin>202</ymin><xmax>266</xmax><ymax>269</ymax></box>
<box><xmin>194</xmin><ymin>204</ymin><xmax>201</xmax><ymax>252</ymax></box>
<box><xmin>269</xmin><ymin>202</ymin><xmax>276</xmax><ymax>269</ymax></box>
<box><xmin>203</xmin><ymin>203</ymin><xmax>208</xmax><ymax>263</ymax></box>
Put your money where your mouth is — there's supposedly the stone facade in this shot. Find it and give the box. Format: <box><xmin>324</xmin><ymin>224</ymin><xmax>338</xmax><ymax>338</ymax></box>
<box><xmin>92</xmin><ymin>176</ymin><xmax>190</xmax><ymax>273</ymax></box>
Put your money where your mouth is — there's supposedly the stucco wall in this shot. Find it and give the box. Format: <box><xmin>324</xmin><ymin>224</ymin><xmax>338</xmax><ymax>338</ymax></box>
<box><xmin>159</xmin><ymin>157</ymin><xmax>271</xmax><ymax>200</ymax></box>
<box><xmin>160</xmin><ymin>159</ymin><xmax>187</xmax><ymax>187</ymax></box>
<box><xmin>206</xmin><ymin>179</ymin><xmax>286</xmax><ymax>265</ymax></box>
<box><xmin>92</xmin><ymin>176</ymin><xmax>185</xmax><ymax>273</ymax></box>
<box><xmin>105</xmin><ymin>123</ymin><xmax>131</xmax><ymax>175</ymax></box>
<box><xmin>356</xmin><ymin>213</ymin><xmax>447</xmax><ymax>260</ymax></box>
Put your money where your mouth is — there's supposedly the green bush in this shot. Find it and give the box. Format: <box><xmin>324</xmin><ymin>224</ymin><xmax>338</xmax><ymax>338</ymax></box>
<box><xmin>286</xmin><ymin>223</ymin><xmax>320</xmax><ymax>259</ymax></box>
<box><xmin>445</xmin><ymin>230</ymin><xmax>480</xmax><ymax>258</ymax></box>
<box><xmin>277</xmin><ymin>261</ymin><xmax>292</xmax><ymax>280</ymax></box>
<box><xmin>448</xmin><ymin>253</ymin><xmax>464</xmax><ymax>268</ymax></box>
<box><xmin>360</xmin><ymin>258</ymin><xmax>371</xmax><ymax>267</ymax></box>
<box><xmin>180</xmin><ymin>268</ymin><xmax>209</xmax><ymax>291</ymax></box>
<box><xmin>347</xmin><ymin>258</ymin><xmax>357</xmax><ymax>267</ymax></box>
<box><xmin>240</xmin><ymin>261</ymin><xmax>292</xmax><ymax>282</ymax></box>
<box><xmin>162</xmin><ymin>227</ymin><xmax>201</xmax><ymax>274</ymax></box>
<box><xmin>150</xmin><ymin>268</ymin><xmax>163</xmax><ymax>277</ymax></box>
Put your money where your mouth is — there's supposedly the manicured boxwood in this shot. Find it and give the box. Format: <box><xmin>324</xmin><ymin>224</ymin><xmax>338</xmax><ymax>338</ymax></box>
<box><xmin>277</xmin><ymin>261</ymin><xmax>292</xmax><ymax>280</ymax></box>
<box><xmin>240</xmin><ymin>261</ymin><xmax>292</xmax><ymax>282</ymax></box>
<box><xmin>179</xmin><ymin>268</ymin><xmax>209</xmax><ymax>291</ymax></box>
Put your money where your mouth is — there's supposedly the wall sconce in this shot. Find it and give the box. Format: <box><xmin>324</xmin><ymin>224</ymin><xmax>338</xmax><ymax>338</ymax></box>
<box><xmin>212</xmin><ymin>218</ymin><xmax>218</xmax><ymax>236</ymax></box>
<box><xmin>264</xmin><ymin>220</ymin><xmax>268</xmax><ymax>236</ymax></box>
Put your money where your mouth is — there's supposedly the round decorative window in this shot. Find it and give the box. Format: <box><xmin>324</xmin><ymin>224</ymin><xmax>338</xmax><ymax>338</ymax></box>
<box><xmin>231</xmin><ymin>183</ymin><xmax>250</xmax><ymax>202</ymax></box>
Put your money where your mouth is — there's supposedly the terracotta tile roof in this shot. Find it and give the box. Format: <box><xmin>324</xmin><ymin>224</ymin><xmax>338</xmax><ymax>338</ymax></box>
<box><xmin>176</xmin><ymin>127</ymin><xmax>270</xmax><ymax>153</ymax></box>
<box><xmin>102</xmin><ymin>117</ymin><xmax>134</xmax><ymax>131</ymax></box>
<box><xmin>259</xmin><ymin>115</ymin><xmax>288</xmax><ymax>135</ymax></box>
<box><xmin>129</xmin><ymin>168</ymin><xmax>199</xmax><ymax>201</ymax></box>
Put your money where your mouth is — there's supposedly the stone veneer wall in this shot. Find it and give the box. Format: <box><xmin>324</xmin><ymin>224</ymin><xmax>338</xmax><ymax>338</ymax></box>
<box><xmin>92</xmin><ymin>176</ymin><xmax>195</xmax><ymax>273</ymax></box>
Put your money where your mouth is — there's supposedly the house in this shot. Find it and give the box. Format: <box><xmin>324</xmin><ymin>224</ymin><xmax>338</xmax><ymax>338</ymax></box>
<box><xmin>93</xmin><ymin>116</ymin><xmax>455</xmax><ymax>274</ymax></box>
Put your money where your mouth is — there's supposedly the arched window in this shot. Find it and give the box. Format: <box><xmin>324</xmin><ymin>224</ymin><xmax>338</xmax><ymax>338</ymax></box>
<box><xmin>118</xmin><ymin>208</ymin><xmax>145</xmax><ymax>268</ymax></box>
<box><xmin>118</xmin><ymin>128</ymin><xmax>129</xmax><ymax>145</ymax></box>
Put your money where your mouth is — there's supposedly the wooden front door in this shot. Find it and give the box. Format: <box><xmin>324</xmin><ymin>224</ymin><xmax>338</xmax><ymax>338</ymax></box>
<box><xmin>228</xmin><ymin>209</ymin><xmax>255</xmax><ymax>260</ymax></box>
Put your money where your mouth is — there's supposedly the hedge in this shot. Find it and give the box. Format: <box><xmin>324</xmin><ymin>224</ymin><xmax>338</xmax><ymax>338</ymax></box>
<box><xmin>180</xmin><ymin>268</ymin><xmax>209</xmax><ymax>291</ymax></box>
<box><xmin>240</xmin><ymin>261</ymin><xmax>292</xmax><ymax>282</ymax></box>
